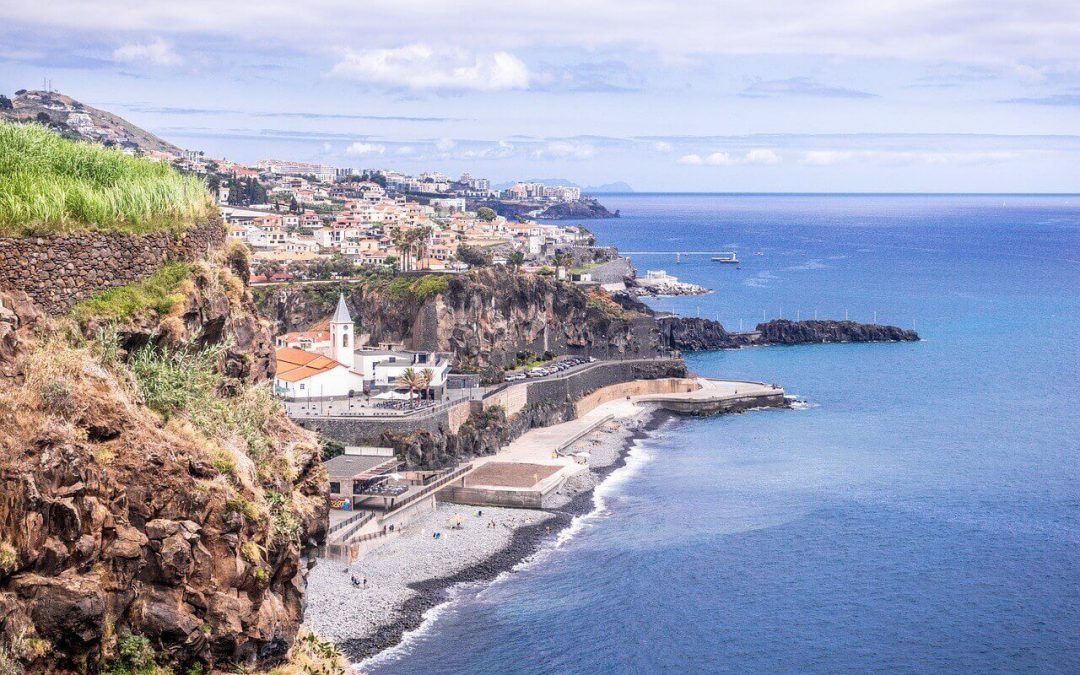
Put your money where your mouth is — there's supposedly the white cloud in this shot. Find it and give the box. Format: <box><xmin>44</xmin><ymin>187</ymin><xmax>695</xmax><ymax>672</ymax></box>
<box><xmin>538</xmin><ymin>141</ymin><xmax>595</xmax><ymax>159</ymax></box>
<box><xmin>345</xmin><ymin>142</ymin><xmax>385</xmax><ymax>156</ymax></box>
<box><xmin>653</xmin><ymin>141</ymin><xmax>673</xmax><ymax>153</ymax></box>
<box><xmin>680</xmin><ymin>149</ymin><xmax>781</xmax><ymax>166</ymax></box>
<box><xmin>112</xmin><ymin>38</ymin><xmax>182</xmax><ymax>67</ymax></box>
<box><xmin>329</xmin><ymin>43</ymin><xmax>529</xmax><ymax>92</ymax></box>
<box><xmin>435</xmin><ymin>137</ymin><xmax>456</xmax><ymax>151</ymax></box>
<box><xmin>395</xmin><ymin>146</ymin><xmax>416</xmax><ymax>155</ymax></box>
<box><xmin>800</xmin><ymin>150</ymin><xmax>1018</xmax><ymax>166</ymax></box>
<box><xmin>745</xmin><ymin>148</ymin><xmax>780</xmax><ymax>164</ymax></box>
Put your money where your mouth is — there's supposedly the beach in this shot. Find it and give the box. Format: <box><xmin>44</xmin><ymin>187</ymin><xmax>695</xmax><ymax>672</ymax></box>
<box><xmin>303</xmin><ymin>403</ymin><xmax>663</xmax><ymax>664</ymax></box>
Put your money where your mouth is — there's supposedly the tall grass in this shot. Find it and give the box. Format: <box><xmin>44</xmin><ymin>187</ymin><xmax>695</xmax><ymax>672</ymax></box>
<box><xmin>0</xmin><ymin>122</ymin><xmax>213</xmax><ymax>236</ymax></box>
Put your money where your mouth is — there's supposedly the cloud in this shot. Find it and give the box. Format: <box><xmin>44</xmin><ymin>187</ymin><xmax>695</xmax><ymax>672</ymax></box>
<box><xmin>345</xmin><ymin>142</ymin><xmax>385</xmax><ymax>156</ymax></box>
<box><xmin>741</xmin><ymin>77</ymin><xmax>876</xmax><ymax>99</ymax></box>
<box><xmin>537</xmin><ymin>141</ymin><xmax>595</xmax><ymax>159</ymax></box>
<box><xmin>435</xmin><ymin>137</ymin><xmax>456</xmax><ymax>151</ymax></box>
<box><xmin>800</xmin><ymin>150</ymin><xmax>1017</xmax><ymax>166</ymax></box>
<box><xmin>1000</xmin><ymin>92</ymin><xmax>1080</xmax><ymax>106</ymax></box>
<box><xmin>679</xmin><ymin>149</ymin><xmax>781</xmax><ymax>166</ymax></box>
<box><xmin>653</xmin><ymin>141</ymin><xmax>673</xmax><ymax>153</ymax></box>
<box><xmin>112</xmin><ymin>38</ymin><xmax>182</xmax><ymax>67</ymax></box>
<box><xmin>329</xmin><ymin>43</ymin><xmax>529</xmax><ymax>92</ymax></box>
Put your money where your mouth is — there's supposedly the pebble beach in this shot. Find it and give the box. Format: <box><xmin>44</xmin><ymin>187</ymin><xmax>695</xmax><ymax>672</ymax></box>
<box><xmin>303</xmin><ymin>404</ymin><xmax>662</xmax><ymax>664</ymax></box>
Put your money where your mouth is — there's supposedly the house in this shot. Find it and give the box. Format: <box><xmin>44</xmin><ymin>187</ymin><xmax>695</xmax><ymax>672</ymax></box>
<box><xmin>272</xmin><ymin>294</ymin><xmax>452</xmax><ymax>400</ymax></box>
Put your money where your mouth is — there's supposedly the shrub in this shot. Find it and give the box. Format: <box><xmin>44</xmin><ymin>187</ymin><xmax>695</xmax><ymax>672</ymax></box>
<box><xmin>71</xmin><ymin>263</ymin><xmax>191</xmax><ymax>325</ymax></box>
<box><xmin>0</xmin><ymin>122</ymin><xmax>213</xmax><ymax>236</ymax></box>
<box><xmin>104</xmin><ymin>631</ymin><xmax>163</xmax><ymax>675</ymax></box>
<box><xmin>387</xmin><ymin>274</ymin><xmax>449</xmax><ymax>301</ymax></box>
<box><xmin>0</xmin><ymin>541</ymin><xmax>17</xmax><ymax>574</ymax></box>
<box><xmin>240</xmin><ymin>541</ymin><xmax>262</xmax><ymax>564</ymax></box>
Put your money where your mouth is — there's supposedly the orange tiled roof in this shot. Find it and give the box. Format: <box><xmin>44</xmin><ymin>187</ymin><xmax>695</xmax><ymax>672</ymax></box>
<box><xmin>275</xmin><ymin>347</ymin><xmax>341</xmax><ymax>382</ymax></box>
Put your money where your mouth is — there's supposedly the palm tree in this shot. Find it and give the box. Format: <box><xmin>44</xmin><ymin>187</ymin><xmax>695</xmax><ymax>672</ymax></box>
<box><xmin>417</xmin><ymin>368</ymin><xmax>435</xmax><ymax>400</ymax></box>
<box><xmin>391</xmin><ymin>227</ymin><xmax>410</xmax><ymax>272</ymax></box>
<box><xmin>412</xmin><ymin>226</ymin><xmax>433</xmax><ymax>270</ymax></box>
<box><xmin>396</xmin><ymin>367</ymin><xmax>422</xmax><ymax>399</ymax></box>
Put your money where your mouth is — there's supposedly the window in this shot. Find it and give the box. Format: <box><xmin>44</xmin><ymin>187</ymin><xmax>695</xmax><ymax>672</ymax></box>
<box><xmin>329</xmin><ymin>482</ymin><xmax>340</xmax><ymax>494</ymax></box>
<box><xmin>342</xmin><ymin>333</ymin><xmax>349</xmax><ymax>348</ymax></box>
<box><xmin>352</xmin><ymin>482</ymin><xmax>365</xmax><ymax>495</ymax></box>
<box><xmin>299</xmin><ymin>383</ymin><xmax>305</xmax><ymax>390</ymax></box>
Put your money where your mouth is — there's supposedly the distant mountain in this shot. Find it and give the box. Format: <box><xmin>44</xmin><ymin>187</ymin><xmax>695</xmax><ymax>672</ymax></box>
<box><xmin>492</xmin><ymin>178</ymin><xmax>634</xmax><ymax>193</ymax></box>
<box><xmin>584</xmin><ymin>181</ymin><xmax>634</xmax><ymax>193</ymax></box>
<box><xmin>0</xmin><ymin>89</ymin><xmax>182</xmax><ymax>155</ymax></box>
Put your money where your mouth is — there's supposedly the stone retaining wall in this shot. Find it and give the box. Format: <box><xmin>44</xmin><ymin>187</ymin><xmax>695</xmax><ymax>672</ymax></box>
<box><xmin>299</xmin><ymin>358</ymin><xmax>688</xmax><ymax>446</ymax></box>
<box><xmin>0</xmin><ymin>216</ymin><xmax>225</xmax><ymax>314</ymax></box>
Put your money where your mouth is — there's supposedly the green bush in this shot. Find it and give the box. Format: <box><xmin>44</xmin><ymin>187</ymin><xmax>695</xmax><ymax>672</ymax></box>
<box><xmin>71</xmin><ymin>263</ymin><xmax>190</xmax><ymax>325</ymax></box>
<box><xmin>387</xmin><ymin>274</ymin><xmax>448</xmax><ymax>301</ymax></box>
<box><xmin>104</xmin><ymin>631</ymin><xmax>162</xmax><ymax>675</ymax></box>
<box><xmin>0</xmin><ymin>122</ymin><xmax>212</xmax><ymax>236</ymax></box>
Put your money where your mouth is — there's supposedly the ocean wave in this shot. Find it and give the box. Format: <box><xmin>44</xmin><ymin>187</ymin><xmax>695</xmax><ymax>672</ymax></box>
<box><xmin>354</xmin><ymin>596</ymin><xmax>457</xmax><ymax>670</ymax></box>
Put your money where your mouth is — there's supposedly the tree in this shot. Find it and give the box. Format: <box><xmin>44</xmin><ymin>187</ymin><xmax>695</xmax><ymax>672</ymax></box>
<box><xmin>289</xmin><ymin>196</ymin><xmax>300</xmax><ymax>213</ymax></box>
<box><xmin>554</xmin><ymin>252</ymin><xmax>574</xmax><ymax>279</ymax></box>
<box><xmin>418</xmin><ymin>368</ymin><xmax>435</xmax><ymax>400</ymax></box>
<box><xmin>411</xmin><ymin>226</ymin><xmax>433</xmax><ymax>269</ymax></box>
<box><xmin>456</xmin><ymin>244</ymin><xmax>490</xmax><ymax>268</ymax></box>
<box><xmin>508</xmin><ymin>251</ymin><xmax>525</xmax><ymax>270</ymax></box>
<box><xmin>476</xmin><ymin>206</ymin><xmax>497</xmax><ymax>222</ymax></box>
<box><xmin>396</xmin><ymin>367</ymin><xmax>423</xmax><ymax>400</ymax></box>
<box><xmin>391</xmin><ymin>227</ymin><xmax>411</xmax><ymax>271</ymax></box>
<box><xmin>383</xmin><ymin>255</ymin><xmax>399</xmax><ymax>270</ymax></box>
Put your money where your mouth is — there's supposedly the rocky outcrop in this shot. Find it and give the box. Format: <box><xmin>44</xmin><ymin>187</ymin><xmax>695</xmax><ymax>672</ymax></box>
<box><xmin>754</xmin><ymin>319</ymin><xmax>919</xmax><ymax>344</ymax></box>
<box><xmin>466</xmin><ymin>197</ymin><xmax>617</xmax><ymax>221</ymax></box>
<box><xmin>256</xmin><ymin>268</ymin><xmax>664</xmax><ymax>373</ymax></box>
<box><xmin>659</xmin><ymin>316</ymin><xmax>920</xmax><ymax>351</ymax></box>
<box><xmin>0</xmin><ymin>258</ymin><xmax>326</xmax><ymax>673</ymax></box>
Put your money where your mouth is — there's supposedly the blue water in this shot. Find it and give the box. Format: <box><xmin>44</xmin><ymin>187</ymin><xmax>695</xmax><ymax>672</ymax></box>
<box><xmin>368</xmin><ymin>194</ymin><xmax>1080</xmax><ymax>674</ymax></box>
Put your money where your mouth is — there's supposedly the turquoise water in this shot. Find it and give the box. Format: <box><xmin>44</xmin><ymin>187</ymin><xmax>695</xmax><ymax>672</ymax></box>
<box><xmin>368</xmin><ymin>194</ymin><xmax>1080</xmax><ymax>673</ymax></box>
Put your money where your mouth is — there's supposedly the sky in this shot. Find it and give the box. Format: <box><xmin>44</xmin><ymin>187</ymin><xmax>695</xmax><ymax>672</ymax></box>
<box><xmin>2</xmin><ymin>1</ymin><xmax>1080</xmax><ymax>192</ymax></box>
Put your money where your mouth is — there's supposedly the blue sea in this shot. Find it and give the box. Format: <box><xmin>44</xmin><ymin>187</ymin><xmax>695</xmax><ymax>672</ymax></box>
<box><xmin>367</xmin><ymin>194</ymin><xmax>1080</xmax><ymax>674</ymax></box>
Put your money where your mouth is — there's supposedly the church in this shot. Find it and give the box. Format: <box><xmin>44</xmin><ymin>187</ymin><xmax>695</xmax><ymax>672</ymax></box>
<box><xmin>273</xmin><ymin>294</ymin><xmax>452</xmax><ymax>400</ymax></box>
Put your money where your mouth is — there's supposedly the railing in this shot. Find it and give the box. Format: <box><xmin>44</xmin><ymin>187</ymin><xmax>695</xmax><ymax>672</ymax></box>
<box><xmin>384</xmin><ymin>464</ymin><xmax>473</xmax><ymax>515</ymax></box>
<box><xmin>327</xmin><ymin>510</ymin><xmax>369</xmax><ymax>536</ymax></box>
<box><xmin>286</xmin><ymin>397</ymin><xmax>471</xmax><ymax>420</ymax></box>
<box><xmin>327</xmin><ymin>512</ymin><xmax>374</xmax><ymax>544</ymax></box>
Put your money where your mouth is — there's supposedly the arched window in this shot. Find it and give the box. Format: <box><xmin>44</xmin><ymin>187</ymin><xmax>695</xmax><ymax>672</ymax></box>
<box><xmin>342</xmin><ymin>332</ymin><xmax>349</xmax><ymax>348</ymax></box>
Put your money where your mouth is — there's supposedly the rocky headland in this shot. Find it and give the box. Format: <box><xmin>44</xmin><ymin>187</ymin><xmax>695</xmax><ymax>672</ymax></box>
<box><xmin>658</xmin><ymin>316</ymin><xmax>920</xmax><ymax>351</ymax></box>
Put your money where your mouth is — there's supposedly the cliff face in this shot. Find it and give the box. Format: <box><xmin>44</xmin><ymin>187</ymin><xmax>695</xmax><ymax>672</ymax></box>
<box><xmin>0</xmin><ymin>256</ymin><xmax>326</xmax><ymax>673</ymax></box>
<box><xmin>256</xmin><ymin>268</ymin><xmax>663</xmax><ymax>377</ymax></box>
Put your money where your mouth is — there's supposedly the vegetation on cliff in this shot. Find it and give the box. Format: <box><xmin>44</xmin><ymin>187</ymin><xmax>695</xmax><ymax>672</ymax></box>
<box><xmin>70</xmin><ymin>262</ymin><xmax>192</xmax><ymax>326</ymax></box>
<box><xmin>0</xmin><ymin>249</ymin><xmax>327</xmax><ymax>673</ymax></box>
<box><xmin>0</xmin><ymin>122</ymin><xmax>212</xmax><ymax>237</ymax></box>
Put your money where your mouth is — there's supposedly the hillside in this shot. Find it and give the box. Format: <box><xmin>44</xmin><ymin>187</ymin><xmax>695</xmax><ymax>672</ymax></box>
<box><xmin>0</xmin><ymin>90</ymin><xmax>181</xmax><ymax>156</ymax></box>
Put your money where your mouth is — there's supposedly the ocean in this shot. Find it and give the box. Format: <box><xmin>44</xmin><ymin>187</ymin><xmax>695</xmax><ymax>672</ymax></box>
<box><xmin>366</xmin><ymin>194</ymin><xmax>1080</xmax><ymax>674</ymax></box>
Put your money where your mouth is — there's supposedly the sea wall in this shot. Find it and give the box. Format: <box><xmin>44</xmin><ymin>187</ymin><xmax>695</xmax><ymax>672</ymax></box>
<box><xmin>0</xmin><ymin>216</ymin><xmax>225</xmax><ymax>314</ymax></box>
<box><xmin>299</xmin><ymin>358</ymin><xmax>688</xmax><ymax>467</ymax></box>
<box><xmin>574</xmin><ymin>377</ymin><xmax>698</xmax><ymax>416</ymax></box>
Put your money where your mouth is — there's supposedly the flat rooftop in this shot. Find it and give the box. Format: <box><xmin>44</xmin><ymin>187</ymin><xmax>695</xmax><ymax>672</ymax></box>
<box><xmin>465</xmin><ymin>462</ymin><xmax>561</xmax><ymax>489</ymax></box>
<box><xmin>324</xmin><ymin>454</ymin><xmax>397</xmax><ymax>479</ymax></box>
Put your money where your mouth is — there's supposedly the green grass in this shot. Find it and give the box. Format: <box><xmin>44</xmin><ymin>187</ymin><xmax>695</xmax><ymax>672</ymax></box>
<box><xmin>387</xmin><ymin>274</ymin><xmax>449</xmax><ymax>301</ymax></box>
<box><xmin>0</xmin><ymin>122</ymin><xmax>213</xmax><ymax>236</ymax></box>
<box><xmin>70</xmin><ymin>262</ymin><xmax>190</xmax><ymax>324</ymax></box>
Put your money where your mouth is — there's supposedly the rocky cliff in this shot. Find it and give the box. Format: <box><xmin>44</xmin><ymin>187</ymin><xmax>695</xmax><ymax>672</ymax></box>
<box><xmin>255</xmin><ymin>268</ymin><xmax>664</xmax><ymax>379</ymax></box>
<box><xmin>0</xmin><ymin>251</ymin><xmax>327</xmax><ymax>673</ymax></box>
<box><xmin>658</xmin><ymin>316</ymin><xmax>920</xmax><ymax>351</ymax></box>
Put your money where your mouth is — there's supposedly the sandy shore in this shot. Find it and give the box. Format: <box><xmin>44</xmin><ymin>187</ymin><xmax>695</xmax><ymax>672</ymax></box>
<box><xmin>303</xmin><ymin>404</ymin><xmax>662</xmax><ymax>663</ymax></box>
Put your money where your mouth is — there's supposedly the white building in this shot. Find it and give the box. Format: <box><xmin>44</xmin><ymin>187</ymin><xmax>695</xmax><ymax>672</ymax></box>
<box><xmin>273</xmin><ymin>295</ymin><xmax>452</xmax><ymax>400</ymax></box>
